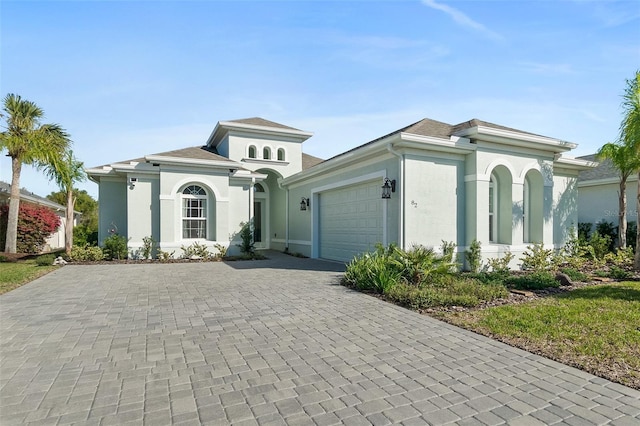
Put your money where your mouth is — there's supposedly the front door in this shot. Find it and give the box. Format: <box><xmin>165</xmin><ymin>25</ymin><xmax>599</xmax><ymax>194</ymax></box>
<box><xmin>253</xmin><ymin>199</ymin><xmax>267</xmax><ymax>249</ymax></box>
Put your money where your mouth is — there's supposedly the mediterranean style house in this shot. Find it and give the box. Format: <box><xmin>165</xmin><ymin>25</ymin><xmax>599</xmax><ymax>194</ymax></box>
<box><xmin>86</xmin><ymin>117</ymin><xmax>595</xmax><ymax>265</ymax></box>
<box><xmin>577</xmin><ymin>154</ymin><xmax>637</xmax><ymax>229</ymax></box>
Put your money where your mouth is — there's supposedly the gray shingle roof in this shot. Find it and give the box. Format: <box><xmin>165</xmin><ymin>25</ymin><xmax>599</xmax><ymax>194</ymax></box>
<box><xmin>0</xmin><ymin>181</ymin><xmax>66</xmax><ymax>211</ymax></box>
<box><xmin>577</xmin><ymin>154</ymin><xmax>618</xmax><ymax>181</ymax></box>
<box><xmin>227</xmin><ymin>117</ymin><xmax>302</xmax><ymax>131</ymax></box>
<box><xmin>302</xmin><ymin>153</ymin><xmax>324</xmax><ymax>170</ymax></box>
<box><xmin>149</xmin><ymin>146</ymin><xmax>234</xmax><ymax>163</ymax></box>
<box><xmin>451</xmin><ymin>118</ymin><xmax>546</xmax><ymax>138</ymax></box>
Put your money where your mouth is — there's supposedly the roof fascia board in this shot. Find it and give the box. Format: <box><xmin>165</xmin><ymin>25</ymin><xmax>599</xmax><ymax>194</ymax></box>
<box><xmin>144</xmin><ymin>155</ymin><xmax>241</xmax><ymax>169</ymax></box>
<box><xmin>398</xmin><ymin>133</ymin><xmax>476</xmax><ymax>154</ymax></box>
<box><xmin>554</xmin><ymin>157</ymin><xmax>598</xmax><ymax>171</ymax></box>
<box><xmin>455</xmin><ymin>125</ymin><xmax>577</xmax><ymax>152</ymax></box>
<box><xmin>578</xmin><ymin>177</ymin><xmax>631</xmax><ymax>187</ymax></box>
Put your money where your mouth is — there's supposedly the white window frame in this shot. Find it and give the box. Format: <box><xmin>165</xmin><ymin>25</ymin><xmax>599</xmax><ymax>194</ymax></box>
<box><xmin>263</xmin><ymin>146</ymin><xmax>271</xmax><ymax>160</ymax></box>
<box><xmin>277</xmin><ymin>148</ymin><xmax>285</xmax><ymax>161</ymax></box>
<box><xmin>181</xmin><ymin>185</ymin><xmax>207</xmax><ymax>240</ymax></box>
<box><xmin>248</xmin><ymin>145</ymin><xmax>257</xmax><ymax>159</ymax></box>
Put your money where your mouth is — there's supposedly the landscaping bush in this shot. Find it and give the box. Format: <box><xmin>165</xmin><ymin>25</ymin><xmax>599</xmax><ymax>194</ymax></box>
<box><xmin>588</xmin><ymin>231</ymin><xmax>612</xmax><ymax>260</ymax></box>
<box><xmin>69</xmin><ymin>245</ymin><xmax>104</xmax><ymax>261</ymax></box>
<box><xmin>401</xmin><ymin>244</ymin><xmax>456</xmax><ymax>283</ymax></box>
<box><xmin>385</xmin><ymin>277</ymin><xmax>508</xmax><ymax>310</ymax></box>
<box><xmin>440</xmin><ymin>240</ymin><xmax>456</xmax><ymax>265</ymax></box>
<box><xmin>141</xmin><ymin>236</ymin><xmax>156</xmax><ymax>260</ymax></box>
<box><xmin>214</xmin><ymin>243</ymin><xmax>228</xmax><ymax>258</ymax></box>
<box><xmin>595</xmin><ymin>221</ymin><xmax>617</xmax><ymax>252</ymax></box>
<box><xmin>578</xmin><ymin>222</ymin><xmax>592</xmax><ymax>243</ymax></box>
<box><xmin>560</xmin><ymin>267</ymin><xmax>588</xmax><ymax>282</ymax></box>
<box><xmin>604</xmin><ymin>247</ymin><xmax>634</xmax><ymax>268</ymax></box>
<box><xmin>485</xmin><ymin>250</ymin><xmax>514</xmax><ymax>275</ymax></box>
<box><xmin>0</xmin><ymin>203</ymin><xmax>60</xmax><ymax>253</ymax></box>
<box><xmin>102</xmin><ymin>234</ymin><xmax>129</xmax><ymax>260</ymax></box>
<box><xmin>626</xmin><ymin>221</ymin><xmax>637</xmax><ymax>251</ymax></box>
<box><xmin>73</xmin><ymin>224</ymin><xmax>98</xmax><ymax>247</ymax></box>
<box><xmin>236</xmin><ymin>221</ymin><xmax>254</xmax><ymax>255</ymax></box>
<box><xmin>505</xmin><ymin>271</ymin><xmax>559</xmax><ymax>290</ymax></box>
<box><xmin>520</xmin><ymin>243</ymin><xmax>553</xmax><ymax>272</ymax></box>
<box><xmin>608</xmin><ymin>265</ymin><xmax>631</xmax><ymax>280</ymax></box>
<box><xmin>344</xmin><ymin>245</ymin><xmax>403</xmax><ymax>293</ymax></box>
<box><xmin>465</xmin><ymin>239</ymin><xmax>482</xmax><ymax>273</ymax></box>
<box><xmin>180</xmin><ymin>242</ymin><xmax>211</xmax><ymax>259</ymax></box>
<box><xmin>36</xmin><ymin>254</ymin><xmax>55</xmax><ymax>266</ymax></box>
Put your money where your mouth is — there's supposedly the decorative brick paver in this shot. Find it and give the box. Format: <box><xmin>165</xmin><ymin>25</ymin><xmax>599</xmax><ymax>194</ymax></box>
<box><xmin>1</xmin><ymin>251</ymin><xmax>639</xmax><ymax>425</ymax></box>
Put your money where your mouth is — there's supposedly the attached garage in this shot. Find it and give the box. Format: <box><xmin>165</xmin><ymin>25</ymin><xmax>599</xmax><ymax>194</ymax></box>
<box><xmin>318</xmin><ymin>180</ymin><xmax>384</xmax><ymax>262</ymax></box>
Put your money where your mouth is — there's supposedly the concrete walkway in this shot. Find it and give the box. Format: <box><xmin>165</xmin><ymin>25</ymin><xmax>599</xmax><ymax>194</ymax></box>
<box><xmin>0</xmin><ymin>251</ymin><xmax>638</xmax><ymax>425</ymax></box>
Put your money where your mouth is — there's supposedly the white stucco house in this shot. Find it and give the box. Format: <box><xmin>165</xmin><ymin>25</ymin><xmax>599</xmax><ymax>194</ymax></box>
<box><xmin>86</xmin><ymin>117</ymin><xmax>594</xmax><ymax>265</ymax></box>
<box><xmin>0</xmin><ymin>181</ymin><xmax>79</xmax><ymax>252</ymax></box>
<box><xmin>577</xmin><ymin>154</ymin><xmax>637</xmax><ymax>229</ymax></box>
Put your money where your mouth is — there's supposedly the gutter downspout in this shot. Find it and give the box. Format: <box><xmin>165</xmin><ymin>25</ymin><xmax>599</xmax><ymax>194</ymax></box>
<box><xmin>277</xmin><ymin>178</ymin><xmax>289</xmax><ymax>252</ymax></box>
<box><xmin>387</xmin><ymin>144</ymin><xmax>404</xmax><ymax>250</ymax></box>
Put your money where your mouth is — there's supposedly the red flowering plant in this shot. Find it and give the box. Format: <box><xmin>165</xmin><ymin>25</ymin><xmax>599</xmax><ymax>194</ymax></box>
<box><xmin>0</xmin><ymin>203</ymin><xmax>60</xmax><ymax>253</ymax></box>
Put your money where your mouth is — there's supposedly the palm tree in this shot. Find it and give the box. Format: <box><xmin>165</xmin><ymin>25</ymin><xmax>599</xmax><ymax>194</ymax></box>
<box><xmin>617</xmin><ymin>71</ymin><xmax>640</xmax><ymax>269</ymax></box>
<box><xmin>40</xmin><ymin>150</ymin><xmax>85</xmax><ymax>255</ymax></box>
<box><xmin>596</xmin><ymin>142</ymin><xmax>640</xmax><ymax>248</ymax></box>
<box><xmin>0</xmin><ymin>94</ymin><xmax>70</xmax><ymax>253</ymax></box>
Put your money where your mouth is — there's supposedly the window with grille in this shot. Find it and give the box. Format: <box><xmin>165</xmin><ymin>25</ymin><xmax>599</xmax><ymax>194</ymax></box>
<box><xmin>182</xmin><ymin>185</ymin><xmax>207</xmax><ymax>239</ymax></box>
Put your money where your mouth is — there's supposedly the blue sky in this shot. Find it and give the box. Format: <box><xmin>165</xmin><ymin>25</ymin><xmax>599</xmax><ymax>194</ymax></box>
<box><xmin>1</xmin><ymin>0</ymin><xmax>639</xmax><ymax>199</ymax></box>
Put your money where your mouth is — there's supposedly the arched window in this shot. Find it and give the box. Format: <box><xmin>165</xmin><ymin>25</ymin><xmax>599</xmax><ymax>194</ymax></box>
<box><xmin>524</xmin><ymin>170</ymin><xmax>544</xmax><ymax>243</ymax></box>
<box><xmin>263</xmin><ymin>147</ymin><xmax>271</xmax><ymax>160</ymax></box>
<box><xmin>182</xmin><ymin>185</ymin><xmax>207</xmax><ymax>239</ymax></box>
<box><xmin>488</xmin><ymin>166</ymin><xmax>513</xmax><ymax>244</ymax></box>
<box><xmin>248</xmin><ymin>145</ymin><xmax>257</xmax><ymax>159</ymax></box>
<box><xmin>277</xmin><ymin>148</ymin><xmax>285</xmax><ymax>161</ymax></box>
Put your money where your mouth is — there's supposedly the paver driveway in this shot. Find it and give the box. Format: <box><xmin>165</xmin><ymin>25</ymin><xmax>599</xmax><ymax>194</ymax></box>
<box><xmin>1</xmin><ymin>252</ymin><xmax>639</xmax><ymax>426</ymax></box>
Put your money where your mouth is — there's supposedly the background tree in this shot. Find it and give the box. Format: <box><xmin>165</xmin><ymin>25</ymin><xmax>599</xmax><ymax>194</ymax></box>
<box><xmin>40</xmin><ymin>149</ymin><xmax>85</xmax><ymax>255</ymax></box>
<box><xmin>0</xmin><ymin>93</ymin><xmax>70</xmax><ymax>253</ymax></box>
<box><xmin>47</xmin><ymin>189</ymin><xmax>98</xmax><ymax>246</ymax></box>
<box><xmin>596</xmin><ymin>142</ymin><xmax>639</xmax><ymax>248</ymax></box>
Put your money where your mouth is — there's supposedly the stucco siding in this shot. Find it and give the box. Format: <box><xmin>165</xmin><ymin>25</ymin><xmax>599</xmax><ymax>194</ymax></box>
<box><xmin>553</xmin><ymin>173</ymin><xmax>579</xmax><ymax>246</ymax></box>
<box><xmin>578</xmin><ymin>180</ymin><xmax>637</xmax><ymax>227</ymax></box>
<box><xmin>98</xmin><ymin>178</ymin><xmax>127</xmax><ymax>245</ymax></box>
<box><xmin>127</xmin><ymin>176</ymin><xmax>159</xmax><ymax>248</ymax></box>
<box><xmin>404</xmin><ymin>155</ymin><xmax>464</xmax><ymax>248</ymax></box>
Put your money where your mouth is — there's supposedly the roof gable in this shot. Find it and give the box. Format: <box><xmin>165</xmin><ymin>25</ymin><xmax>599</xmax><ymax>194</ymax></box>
<box><xmin>226</xmin><ymin>117</ymin><xmax>302</xmax><ymax>131</ymax></box>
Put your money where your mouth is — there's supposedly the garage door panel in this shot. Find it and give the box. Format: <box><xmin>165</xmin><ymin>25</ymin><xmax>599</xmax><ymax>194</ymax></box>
<box><xmin>319</xmin><ymin>180</ymin><xmax>383</xmax><ymax>262</ymax></box>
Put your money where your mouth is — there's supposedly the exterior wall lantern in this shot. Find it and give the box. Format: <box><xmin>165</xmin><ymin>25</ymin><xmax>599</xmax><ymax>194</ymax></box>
<box><xmin>300</xmin><ymin>197</ymin><xmax>310</xmax><ymax>211</ymax></box>
<box><xmin>381</xmin><ymin>178</ymin><xmax>396</xmax><ymax>199</ymax></box>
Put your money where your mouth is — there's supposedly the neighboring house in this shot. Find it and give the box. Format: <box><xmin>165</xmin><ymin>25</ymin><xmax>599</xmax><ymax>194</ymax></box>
<box><xmin>86</xmin><ymin>117</ymin><xmax>594</xmax><ymax>265</ymax></box>
<box><xmin>577</xmin><ymin>154</ymin><xmax>637</xmax><ymax>229</ymax></box>
<box><xmin>0</xmin><ymin>181</ymin><xmax>79</xmax><ymax>252</ymax></box>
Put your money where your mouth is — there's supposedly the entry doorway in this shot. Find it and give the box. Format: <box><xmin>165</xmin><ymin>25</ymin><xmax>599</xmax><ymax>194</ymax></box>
<box><xmin>253</xmin><ymin>185</ymin><xmax>268</xmax><ymax>249</ymax></box>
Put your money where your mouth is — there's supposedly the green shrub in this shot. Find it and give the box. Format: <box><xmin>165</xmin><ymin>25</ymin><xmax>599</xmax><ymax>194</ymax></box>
<box><xmin>626</xmin><ymin>221</ymin><xmax>637</xmax><ymax>251</ymax></box>
<box><xmin>578</xmin><ymin>222</ymin><xmax>592</xmax><ymax>243</ymax></box>
<box><xmin>69</xmin><ymin>245</ymin><xmax>104</xmax><ymax>261</ymax></box>
<box><xmin>102</xmin><ymin>234</ymin><xmax>129</xmax><ymax>260</ymax></box>
<box><xmin>36</xmin><ymin>254</ymin><xmax>56</xmax><ymax>266</ymax></box>
<box><xmin>505</xmin><ymin>271</ymin><xmax>559</xmax><ymax>290</ymax></box>
<box><xmin>73</xmin><ymin>224</ymin><xmax>98</xmax><ymax>247</ymax></box>
<box><xmin>0</xmin><ymin>255</ymin><xmax>7</xmax><ymax>262</ymax></box>
<box><xmin>588</xmin><ymin>231</ymin><xmax>612</xmax><ymax>260</ymax></box>
<box><xmin>485</xmin><ymin>250</ymin><xmax>514</xmax><ymax>274</ymax></box>
<box><xmin>180</xmin><ymin>242</ymin><xmax>211</xmax><ymax>259</ymax></box>
<box><xmin>401</xmin><ymin>244</ymin><xmax>456</xmax><ymax>283</ymax></box>
<box><xmin>141</xmin><ymin>236</ymin><xmax>156</xmax><ymax>260</ymax></box>
<box><xmin>465</xmin><ymin>239</ymin><xmax>482</xmax><ymax>273</ymax></box>
<box><xmin>157</xmin><ymin>249</ymin><xmax>174</xmax><ymax>262</ymax></box>
<box><xmin>560</xmin><ymin>267</ymin><xmax>588</xmax><ymax>282</ymax></box>
<box><xmin>609</xmin><ymin>266</ymin><xmax>631</xmax><ymax>280</ymax></box>
<box><xmin>604</xmin><ymin>247</ymin><xmax>634</xmax><ymax>268</ymax></box>
<box><xmin>520</xmin><ymin>243</ymin><xmax>553</xmax><ymax>272</ymax></box>
<box><xmin>440</xmin><ymin>240</ymin><xmax>457</xmax><ymax>265</ymax></box>
<box><xmin>212</xmin><ymin>243</ymin><xmax>228</xmax><ymax>258</ymax></box>
<box><xmin>344</xmin><ymin>246</ymin><xmax>403</xmax><ymax>293</ymax></box>
<box><xmin>236</xmin><ymin>221</ymin><xmax>254</xmax><ymax>254</ymax></box>
<box><xmin>595</xmin><ymin>221</ymin><xmax>617</xmax><ymax>252</ymax></box>
<box><xmin>385</xmin><ymin>278</ymin><xmax>508</xmax><ymax>310</ymax></box>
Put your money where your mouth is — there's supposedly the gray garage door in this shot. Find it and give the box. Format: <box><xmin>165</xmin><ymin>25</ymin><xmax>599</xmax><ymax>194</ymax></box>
<box><xmin>319</xmin><ymin>180</ymin><xmax>383</xmax><ymax>262</ymax></box>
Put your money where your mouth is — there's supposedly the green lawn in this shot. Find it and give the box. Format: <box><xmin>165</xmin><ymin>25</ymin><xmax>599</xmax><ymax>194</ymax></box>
<box><xmin>0</xmin><ymin>261</ymin><xmax>58</xmax><ymax>295</ymax></box>
<box><xmin>437</xmin><ymin>282</ymin><xmax>640</xmax><ymax>389</ymax></box>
